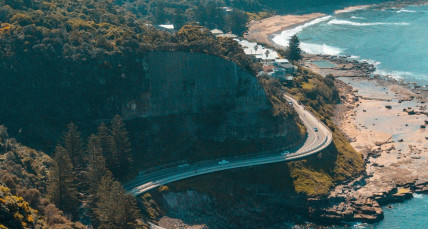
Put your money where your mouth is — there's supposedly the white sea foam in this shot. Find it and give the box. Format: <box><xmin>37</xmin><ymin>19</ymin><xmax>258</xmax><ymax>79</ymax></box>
<box><xmin>328</xmin><ymin>19</ymin><xmax>410</xmax><ymax>26</ymax></box>
<box><xmin>300</xmin><ymin>42</ymin><xmax>343</xmax><ymax>56</ymax></box>
<box><xmin>373</xmin><ymin>69</ymin><xmax>419</xmax><ymax>81</ymax></box>
<box><xmin>272</xmin><ymin>16</ymin><xmax>332</xmax><ymax>47</ymax></box>
<box><xmin>362</xmin><ymin>59</ymin><xmax>381</xmax><ymax>66</ymax></box>
<box><xmin>348</xmin><ymin>55</ymin><xmax>361</xmax><ymax>59</ymax></box>
<box><xmin>413</xmin><ymin>193</ymin><xmax>424</xmax><ymax>199</ymax></box>
<box><xmin>397</xmin><ymin>9</ymin><xmax>416</xmax><ymax>13</ymax></box>
<box><xmin>350</xmin><ymin>16</ymin><xmax>366</xmax><ymax>19</ymax></box>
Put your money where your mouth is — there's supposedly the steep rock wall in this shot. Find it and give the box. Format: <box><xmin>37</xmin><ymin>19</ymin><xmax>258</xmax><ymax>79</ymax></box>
<box><xmin>125</xmin><ymin>52</ymin><xmax>302</xmax><ymax>166</ymax></box>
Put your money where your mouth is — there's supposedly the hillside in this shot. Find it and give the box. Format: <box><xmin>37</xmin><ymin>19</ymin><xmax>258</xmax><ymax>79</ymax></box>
<box><xmin>0</xmin><ymin>127</ymin><xmax>86</xmax><ymax>228</ymax></box>
<box><xmin>0</xmin><ymin>0</ymin><xmax>368</xmax><ymax>227</ymax></box>
<box><xmin>122</xmin><ymin>0</ymin><xmax>390</xmax><ymax>32</ymax></box>
<box><xmin>139</xmin><ymin>67</ymin><xmax>365</xmax><ymax>227</ymax></box>
<box><xmin>0</xmin><ymin>0</ymin><xmax>261</xmax><ymax>152</ymax></box>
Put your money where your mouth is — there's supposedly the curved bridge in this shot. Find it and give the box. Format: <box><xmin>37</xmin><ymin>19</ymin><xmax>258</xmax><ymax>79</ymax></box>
<box><xmin>125</xmin><ymin>94</ymin><xmax>333</xmax><ymax>195</ymax></box>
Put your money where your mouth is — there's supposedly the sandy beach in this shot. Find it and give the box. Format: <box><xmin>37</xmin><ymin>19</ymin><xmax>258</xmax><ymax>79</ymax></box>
<box><xmin>245</xmin><ymin>13</ymin><xmax>325</xmax><ymax>45</ymax></box>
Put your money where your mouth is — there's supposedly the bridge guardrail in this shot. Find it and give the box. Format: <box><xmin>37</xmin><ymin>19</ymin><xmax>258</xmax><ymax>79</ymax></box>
<box><xmin>125</xmin><ymin>93</ymin><xmax>334</xmax><ymax>194</ymax></box>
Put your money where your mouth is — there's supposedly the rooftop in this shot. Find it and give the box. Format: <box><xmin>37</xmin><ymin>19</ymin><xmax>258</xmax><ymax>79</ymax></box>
<box><xmin>158</xmin><ymin>24</ymin><xmax>174</xmax><ymax>30</ymax></box>
<box><xmin>211</xmin><ymin>29</ymin><xmax>224</xmax><ymax>35</ymax></box>
<box><xmin>217</xmin><ymin>33</ymin><xmax>237</xmax><ymax>38</ymax></box>
<box><xmin>275</xmin><ymin>59</ymin><xmax>290</xmax><ymax>63</ymax></box>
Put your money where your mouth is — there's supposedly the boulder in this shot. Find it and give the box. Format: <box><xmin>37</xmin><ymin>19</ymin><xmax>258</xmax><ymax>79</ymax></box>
<box><xmin>407</xmin><ymin>109</ymin><xmax>416</xmax><ymax>115</ymax></box>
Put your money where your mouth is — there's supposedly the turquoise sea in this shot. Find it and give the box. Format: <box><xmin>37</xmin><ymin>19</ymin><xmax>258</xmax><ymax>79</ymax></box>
<box><xmin>273</xmin><ymin>4</ymin><xmax>428</xmax><ymax>228</ymax></box>
<box><xmin>272</xmin><ymin>4</ymin><xmax>428</xmax><ymax>86</ymax></box>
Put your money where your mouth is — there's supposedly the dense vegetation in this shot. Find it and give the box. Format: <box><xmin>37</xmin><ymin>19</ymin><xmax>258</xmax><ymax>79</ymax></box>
<box><xmin>0</xmin><ymin>0</ymin><xmax>258</xmax><ymax>152</ymax></box>
<box><xmin>0</xmin><ymin>118</ymin><xmax>146</xmax><ymax>228</ymax></box>
<box><xmin>122</xmin><ymin>0</ymin><xmax>390</xmax><ymax>32</ymax></box>
<box><xmin>0</xmin><ymin>125</ymin><xmax>86</xmax><ymax>228</ymax></box>
<box><xmin>122</xmin><ymin>0</ymin><xmax>249</xmax><ymax>35</ymax></box>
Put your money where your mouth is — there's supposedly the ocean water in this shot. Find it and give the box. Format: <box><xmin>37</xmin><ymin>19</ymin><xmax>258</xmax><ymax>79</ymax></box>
<box><xmin>272</xmin><ymin>4</ymin><xmax>428</xmax><ymax>86</ymax></box>
<box><xmin>356</xmin><ymin>194</ymin><xmax>428</xmax><ymax>229</ymax></box>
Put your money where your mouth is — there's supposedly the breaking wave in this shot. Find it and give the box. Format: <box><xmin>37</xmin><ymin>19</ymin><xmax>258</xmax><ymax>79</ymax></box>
<box><xmin>397</xmin><ymin>9</ymin><xmax>416</xmax><ymax>13</ymax></box>
<box><xmin>328</xmin><ymin>19</ymin><xmax>410</xmax><ymax>26</ymax></box>
<box><xmin>373</xmin><ymin>69</ymin><xmax>427</xmax><ymax>82</ymax></box>
<box><xmin>300</xmin><ymin>43</ymin><xmax>343</xmax><ymax>56</ymax></box>
<box><xmin>272</xmin><ymin>16</ymin><xmax>332</xmax><ymax>47</ymax></box>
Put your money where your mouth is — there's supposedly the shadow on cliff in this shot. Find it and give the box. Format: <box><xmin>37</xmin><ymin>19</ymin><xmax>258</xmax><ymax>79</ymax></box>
<box><xmin>140</xmin><ymin>142</ymin><xmax>343</xmax><ymax>228</ymax></box>
<box><xmin>138</xmin><ymin>134</ymin><xmax>366</xmax><ymax>228</ymax></box>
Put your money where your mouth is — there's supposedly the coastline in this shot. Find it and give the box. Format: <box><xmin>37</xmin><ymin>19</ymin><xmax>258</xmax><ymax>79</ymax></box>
<box><xmin>246</xmin><ymin>1</ymin><xmax>428</xmax><ymax>225</ymax></box>
<box><xmin>245</xmin><ymin>13</ymin><xmax>326</xmax><ymax>45</ymax></box>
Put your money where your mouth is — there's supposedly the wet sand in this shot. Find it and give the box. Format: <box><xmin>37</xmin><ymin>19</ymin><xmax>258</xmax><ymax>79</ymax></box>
<box><xmin>245</xmin><ymin>13</ymin><xmax>326</xmax><ymax>45</ymax></box>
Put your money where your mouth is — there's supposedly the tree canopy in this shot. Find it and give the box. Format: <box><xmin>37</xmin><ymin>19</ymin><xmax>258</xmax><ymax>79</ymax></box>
<box><xmin>286</xmin><ymin>35</ymin><xmax>302</xmax><ymax>63</ymax></box>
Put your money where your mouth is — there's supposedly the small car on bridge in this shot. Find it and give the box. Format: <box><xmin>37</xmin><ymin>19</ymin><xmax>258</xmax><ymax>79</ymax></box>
<box><xmin>218</xmin><ymin>159</ymin><xmax>229</xmax><ymax>165</ymax></box>
<box><xmin>281</xmin><ymin>151</ymin><xmax>289</xmax><ymax>156</ymax></box>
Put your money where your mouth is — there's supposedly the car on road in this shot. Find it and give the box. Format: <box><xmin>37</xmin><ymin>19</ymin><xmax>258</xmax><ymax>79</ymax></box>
<box><xmin>288</xmin><ymin>102</ymin><xmax>293</xmax><ymax>105</ymax></box>
<box><xmin>314</xmin><ymin>127</ymin><xmax>318</xmax><ymax>132</ymax></box>
<box><xmin>178</xmin><ymin>163</ymin><xmax>190</xmax><ymax>168</ymax></box>
<box><xmin>281</xmin><ymin>151</ymin><xmax>289</xmax><ymax>156</ymax></box>
<box><xmin>218</xmin><ymin>159</ymin><xmax>229</xmax><ymax>165</ymax></box>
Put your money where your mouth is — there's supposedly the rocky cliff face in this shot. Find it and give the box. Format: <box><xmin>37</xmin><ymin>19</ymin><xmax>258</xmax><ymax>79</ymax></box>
<box><xmin>124</xmin><ymin>52</ymin><xmax>302</xmax><ymax>166</ymax></box>
<box><xmin>124</xmin><ymin>51</ymin><xmax>268</xmax><ymax>119</ymax></box>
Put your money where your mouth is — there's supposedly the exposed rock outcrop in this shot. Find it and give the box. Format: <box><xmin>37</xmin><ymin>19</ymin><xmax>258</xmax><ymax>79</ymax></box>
<box><xmin>127</xmin><ymin>52</ymin><xmax>303</xmax><ymax>165</ymax></box>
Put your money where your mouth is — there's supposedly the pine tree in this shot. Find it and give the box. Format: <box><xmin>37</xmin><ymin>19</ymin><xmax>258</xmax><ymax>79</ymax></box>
<box><xmin>286</xmin><ymin>35</ymin><xmax>302</xmax><ymax>63</ymax></box>
<box><xmin>86</xmin><ymin>134</ymin><xmax>107</xmax><ymax>193</ymax></box>
<box><xmin>109</xmin><ymin>115</ymin><xmax>132</xmax><ymax>178</ymax></box>
<box><xmin>47</xmin><ymin>145</ymin><xmax>79</xmax><ymax>216</ymax></box>
<box><xmin>94</xmin><ymin>173</ymin><xmax>141</xmax><ymax>229</ymax></box>
<box><xmin>97</xmin><ymin>123</ymin><xmax>115</xmax><ymax>172</ymax></box>
<box><xmin>63</xmin><ymin>122</ymin><xmax>85</xmax><ymax>170</ymax></box>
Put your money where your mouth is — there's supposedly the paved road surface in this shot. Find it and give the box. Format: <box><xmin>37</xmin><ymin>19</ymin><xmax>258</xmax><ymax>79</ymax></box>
<box><xmin>125</xmin><ymin>94</ymin><xmax>333</xmax><ymax>195</ymax></box>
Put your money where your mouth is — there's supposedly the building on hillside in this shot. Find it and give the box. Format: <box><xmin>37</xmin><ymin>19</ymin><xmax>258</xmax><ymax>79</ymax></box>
<box><xmin>235</xmin><ymin>38</ymin><xmax>296</xmax><ymax>78</ymax></box>
<box><xmin>157</xmin><ymin>24</ymin><xmax>175</xmax><ymax>32</ymax></box>
<box><xmin>274</xmin><ymin>59</ymin><xmax>290</xmax><ymax>65</ymax></box>
<box><xmin>274</xmin><ymin>59</ymin><xmax>297</xmax><ymax>74</ymax></box>
<box><xmin>221</xmin><ymin>7</ymin><xmax>233</xmax><ymax>13</ymax></box>
<box><xmin>256</xmin><ymin>52</ymin><xmax>278</xmax><ymax>64</ymax></box>
<box><xmin>262</xmin><ymin>65</ymin><xmax>275</xmax><ymax>73</ymax></box>
<box><xmin>211</xmin><ymin>29</ymin><xmax>224</xmax><ymax>36</ymax></box>
<box><xmin>262</xmin><ymin>65</ymin><xmax>294</xmax><ymax>81</ymax></box>
<box><xmin>217</xmin><ymin>33</ymin><xmax>237</xmax><ymax>39</ymax></box>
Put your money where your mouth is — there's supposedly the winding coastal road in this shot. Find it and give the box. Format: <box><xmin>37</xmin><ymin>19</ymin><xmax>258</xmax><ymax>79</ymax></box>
<box><xmin>125</xmin><ymin>94</ymin><xmax>333</xmax><ymax>196</ymax></box>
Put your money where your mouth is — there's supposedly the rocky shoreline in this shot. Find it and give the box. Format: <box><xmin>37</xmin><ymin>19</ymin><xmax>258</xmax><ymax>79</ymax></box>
<box><xmin>301</xmin><ymin>53</ymin><xmax>428</xmax><ymax>224</ymax></box>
